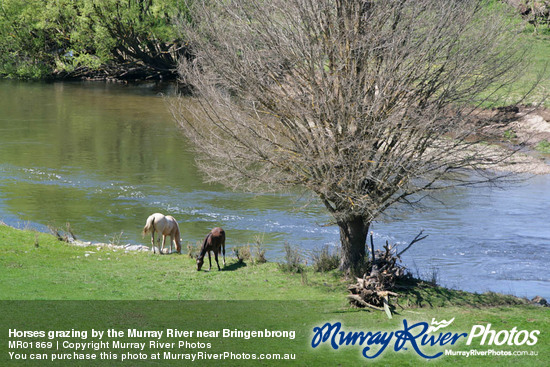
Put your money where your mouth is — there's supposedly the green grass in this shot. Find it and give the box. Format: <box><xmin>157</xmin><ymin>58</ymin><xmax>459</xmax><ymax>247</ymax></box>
<box><xmin>481</xmin><ymin>33</ymin><xmax>550</xmax><ymax>108</ymax></box>
<box><xmin>470</xmin><ymin>1</ymin><xmax>550</xmax><ymax>108</ymax></box>
<box><xmin>514</xmin><ymin>35</ymin><xmax>550</xmax><ymax>107</ymax></box>
<box><xmin>0</xmin><ymin>224</ymin><xmax>532</xmax><ymax>305</ymax></box>
<box><xmin>504</xmin><ymin>129</ymin><xmax>517</xmax><ymax>140</ymax></box>
<box><xmin>1</xmin><ymin>224</ymin><xmax>548</xmax><ymax>366</ymax></box>
<box><xmin>535</xmin><ymin>139</ymin><xmax>550</xmax><ymax>154</ymax></box>
<box><xmin>0</xmin><ymin>225</ymin><xmax>347</xmax><ymax>300</ymax></box>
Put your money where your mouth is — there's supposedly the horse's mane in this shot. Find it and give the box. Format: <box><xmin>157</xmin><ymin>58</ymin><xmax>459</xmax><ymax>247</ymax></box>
<box><xmin>197</xmin><ymin>232</ymin><xmax>212</xmax><ymax>260</ymax></box>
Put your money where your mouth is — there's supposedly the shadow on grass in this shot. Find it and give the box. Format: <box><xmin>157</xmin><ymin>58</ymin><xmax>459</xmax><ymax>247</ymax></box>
<box><xmin>222</xmin><ymin>261</ymin><xmax>247</xmax><ymax>272</ymax></box>
<box><xmin>394</xmin><ymin>277</ymin><xmax>527</xmax><ymax>309</ymax></box>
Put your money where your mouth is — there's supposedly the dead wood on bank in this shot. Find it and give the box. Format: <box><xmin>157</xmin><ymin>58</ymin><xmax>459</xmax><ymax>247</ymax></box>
<box><xmin>347</xmin><ymin>231</ymin><xmax>427</xmax><ymax>318</ymax></box>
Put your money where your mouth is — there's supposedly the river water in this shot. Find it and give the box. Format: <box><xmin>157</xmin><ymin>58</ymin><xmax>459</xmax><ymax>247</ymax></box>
<box><xmin>1</xmin><ymin>80</ymin><xmax>549</xmax><ymax>299</ymax></box>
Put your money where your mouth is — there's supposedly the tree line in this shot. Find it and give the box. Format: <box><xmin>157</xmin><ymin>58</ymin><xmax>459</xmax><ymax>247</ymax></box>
<box><xmin>0</xmin><ymin>0</ymin><xmax>191</xmax><ymax>80</ymax></box>
<box><xmin>0</xmin><ymin>1</ymin><xmax>545</xmax><ymax>81</ymax></box>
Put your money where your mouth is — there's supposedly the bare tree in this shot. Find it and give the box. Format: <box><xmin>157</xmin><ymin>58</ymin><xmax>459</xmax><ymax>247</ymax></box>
<box><xmin>172</xmin><ymin>0</ymin><xmax>538</xmax><ymax>274</ymax></box>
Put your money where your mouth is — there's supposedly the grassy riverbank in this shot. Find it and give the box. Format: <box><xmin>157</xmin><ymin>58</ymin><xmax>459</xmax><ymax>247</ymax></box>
<box><xmin>0</xmin><ymin>224</ymin><xmax>533</xmax><ymax>304</ymax></box>
<box><xmin>1</xmin><ymin>224</ymin><xmax>548</xmax><ymax>366</ymax></box>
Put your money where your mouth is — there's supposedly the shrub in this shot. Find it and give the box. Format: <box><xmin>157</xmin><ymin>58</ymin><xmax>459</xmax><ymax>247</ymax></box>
<box><xmin>254</xmin><ymin>244</ymin><xmax>267</xmax><ymax>264</ymax></box>
<box><xmin>252</xmin><ymin>234</ymin><xmax>267</xmax><ymax>264</ymax></box>
<box><xmin>278</xmin><ymin>242</ymin><xmax>304</xmax><ymax>274</ymax></box>
<box><xmin>186</xmin><ymin>241</ymin><xmax>202</xmax><ymax>259</ymax></box>
<box><xmin>233</xmin><ymin>242</ymin><xmax>267</xmax><ymax>265</ymax></box>
<box><xmin>312</xmin><ymin>245</ymin><xmax>340</xmax><ymax>272</ymax></box>
<box><xmin>233</xmin><ymin>245</ymin><xmax>252</xmax><ymax>264</ymax></box>
<box><xmin>232</xmin><ymin>234</ymin><xmax>268</xmax><ymax>265</ymax></box>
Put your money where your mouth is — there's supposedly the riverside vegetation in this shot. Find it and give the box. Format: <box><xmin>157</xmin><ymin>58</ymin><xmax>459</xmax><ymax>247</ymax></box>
<box><xmin>0</xmin><ymin>0</ymin><xmax>547</xmax><ymax>105</ymax></box>
<box><xmin>0</xmin><ymin>223</ymin><xmax>534</xmax><ymax>306</ymax></box>
<box><xmin>0</xmin><ymin>0</ymin><xmax>190</xmax><ymax>80</ymax></box>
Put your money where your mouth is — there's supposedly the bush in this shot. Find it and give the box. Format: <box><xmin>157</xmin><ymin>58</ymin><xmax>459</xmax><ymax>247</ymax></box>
<box><xmin>278</xmin><ymin>242</ymin><xmax>304</xmax><ymax>274</ymax></box>
<box><xmin>312</xmin><ymin>245</ymin><xmax>340</xmax><ymax>272</ymax></box>
<box><xmin>232</xmin><ymin>241</ymin><xmax>267</xmax><ymax>265</ymax></box>
<box><xmin>252</xmin><ymin>234</ymin><xmax>267</xmax><ymax>264</ymax></box>
<box><xmin>0</xmin><ymin>0</ymin><xmax>190</xmax><ymax>79</ymax></box>
<box><xmin>253</xmin><ymin>243</ymin><xmax>267</xmax><ymax>264</ymax></box>
<box><xmin>232</xmin><ymin>233</ymin><xmax>268</xmax><ymax>265</ymax></box>
<box><xmin>186</xmin><ymin>241</ymin><xmax>202</xmax><ymax>259</ymax></box>
<box><xmin>232</xmin><ymin>245</ymin><xmax>252</xmax><ymax>264</ymax></box>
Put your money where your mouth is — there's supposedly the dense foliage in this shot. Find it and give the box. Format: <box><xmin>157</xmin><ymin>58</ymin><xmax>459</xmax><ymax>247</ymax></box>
<box><xmin>0</xmin><ymin>1</ymin><xmax>547</xmax><ymax>81</ymax></box>
<box><xmin>0</xmin><ymin>0</ymin><xmax>190</xmax><ymax>79</ymax></box>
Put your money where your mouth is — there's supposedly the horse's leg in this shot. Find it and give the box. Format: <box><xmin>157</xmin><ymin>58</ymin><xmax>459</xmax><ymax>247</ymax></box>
<box><xmin>165</xmin><ymin>234</ymin><xmax>171</xmax><ymax>254</ymax></box>
<box><xmin>208</xmin><ymin>251</ymin><xmax>212</xmax><ymax>271</ymax></box>
<box><xmin>170</xmin><ymin>231</ymin><xmax>177</xmax><ymax>254</ymax></box>
<box><xmin>151</xmin><ymin>230</ymin><xmax>156</xmax><ymax>254</ymax></box>
<box><xmin>174</xmin><ymin>236</ymin><xmax>180</xmax><ymax>254</ymax></box>
<box><xmin>214</xmin><ymin>249</ymin><xmax>220</xmax><ymax>271</ymax></box>
<box><xmin>222</xmin><ymin>240</ymin><xmax>226</xmax><ymax>267</ymax></box>
<box><xmin>161</xmin><ymin>234</ymin><xmax>167</xmax><ymax>255</ymax></box>
<box><xmin>173</xmin><ymin>236</ymin><xmax>179</xmax><ymax>254</ymax></box>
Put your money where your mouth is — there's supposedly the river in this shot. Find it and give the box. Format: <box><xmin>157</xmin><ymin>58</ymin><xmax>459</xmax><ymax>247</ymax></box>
<box><xmin>0</xmin><ymin>80</ymin><xmax>548</xmax><ymax>299</ymax></box>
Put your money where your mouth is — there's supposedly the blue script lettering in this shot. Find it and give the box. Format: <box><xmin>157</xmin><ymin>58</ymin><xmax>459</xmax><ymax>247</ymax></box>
<box><xmin>422</xmin><ymin>331</ymin><xmax>467</xmax><ymax>346</ymax></box>
<box><xmin>311</xmin><ymin>322</ymin><xmax>393</xmax><ymax>358</ymax></box>
<box><xmin>361</xmin><ymin>331</ymin><xmax>394</xmax><ymax>359</ymax></box>
<box><xmin>311</xmin><ymin>320</ymin><xmax>467</xmax><ymax>359</ymax></box>
<box><xmin>394</xmin><ymin>320</ymin><xmax>442</xmax><ymax>359</ymax></box>
<box><xmin>311</xmin><ymin>322</ymin><xmax>342</xmax><ymax>349</ymax></box>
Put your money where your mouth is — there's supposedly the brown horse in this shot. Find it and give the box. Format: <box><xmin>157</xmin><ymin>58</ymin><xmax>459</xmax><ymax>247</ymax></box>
<box><xmin>197</xmin><ymin>227</ymin><xmax>226</xmax><ymax>271</ymax></box>
<box><xmin>142</xmin><ymin>213</ymin><xmax>182</xmax><ymax>254</ymax></box>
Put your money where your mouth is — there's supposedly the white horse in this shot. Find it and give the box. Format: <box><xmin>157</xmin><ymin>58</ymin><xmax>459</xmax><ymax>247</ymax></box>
<box><xmin>142</xmin><ymin>213</ymin><xmax>182</xmax><ymax>254</ymax></box>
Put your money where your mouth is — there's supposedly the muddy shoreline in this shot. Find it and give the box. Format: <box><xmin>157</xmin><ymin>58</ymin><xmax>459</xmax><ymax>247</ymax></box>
<box><xmin>476</xmin><ymin>106</ymin><xmax>550</xmax><ymax>175</ymax></box>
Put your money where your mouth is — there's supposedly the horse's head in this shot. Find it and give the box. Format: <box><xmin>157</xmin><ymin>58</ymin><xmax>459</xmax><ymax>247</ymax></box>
<box><xmin>196</xmin><ymin>256</ymin><xmax>204</xmax><ymax>271</ymax></box>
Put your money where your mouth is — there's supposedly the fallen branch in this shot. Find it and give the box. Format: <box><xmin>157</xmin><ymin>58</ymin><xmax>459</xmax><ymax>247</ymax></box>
<box><xmin>348</xmin><ymin>233</ymin><xmax>420</xmax><ymax>317</ymax></box>
<box><xmin>347</xmin><ymin>295</ymin><xmax>385</xmax><ymax>311</ymax></box>
<box><xmin>369</xmin><ymin>231</ymin><xmax>376</xmax><ymax>264</ymax></box>
<box><xmin>397</xmin><ymin>230</ymin><xmax>428</xmax><ymax>257</ymax></box>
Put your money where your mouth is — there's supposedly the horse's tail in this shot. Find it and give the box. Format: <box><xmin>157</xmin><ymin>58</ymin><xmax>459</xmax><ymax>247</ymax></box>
<box><xmin>219</xmin><ymin>229</ymin><xmax>226</xmax><ymax>255</ymax></box>
<box><xmin>142</xmin><ymin>215</ymin><xmax>155</xmax><ymax>236</ymax></box>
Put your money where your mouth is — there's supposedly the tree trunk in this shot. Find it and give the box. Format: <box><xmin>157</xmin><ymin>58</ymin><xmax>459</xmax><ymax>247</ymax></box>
<box><xmin>338</xmin><ymin>217</ymin><xmax>370</xmax><ymax>275</ymax></box>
